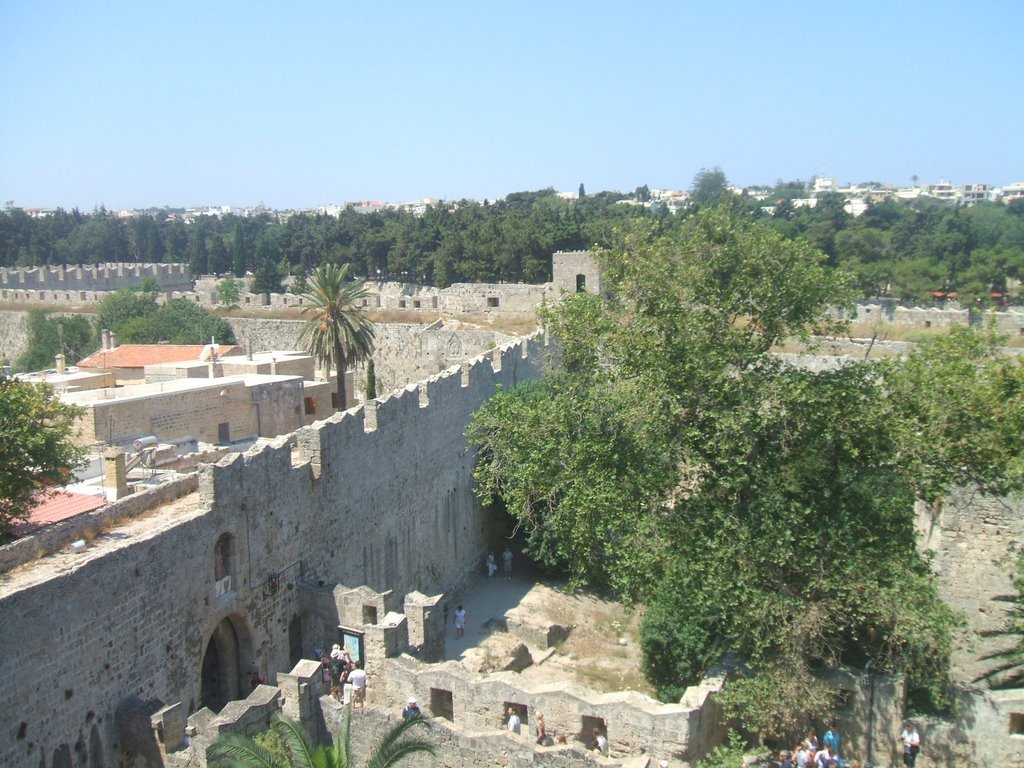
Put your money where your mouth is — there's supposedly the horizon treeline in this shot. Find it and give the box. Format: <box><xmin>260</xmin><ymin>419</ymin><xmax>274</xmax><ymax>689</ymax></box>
<box><xmin>2</xmin><ymin>184</ymin><xmax>1023</xmax><ymax>304</ymax></box>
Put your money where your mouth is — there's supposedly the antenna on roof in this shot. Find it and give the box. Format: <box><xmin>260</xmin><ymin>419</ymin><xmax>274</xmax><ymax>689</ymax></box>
<box><xmin>199</xmin><ymin>336</ymin><xmax>220</xmax><ymax>362</ymax></box>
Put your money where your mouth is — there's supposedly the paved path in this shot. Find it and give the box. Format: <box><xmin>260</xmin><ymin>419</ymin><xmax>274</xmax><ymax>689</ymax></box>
<box><xmin>442</xmin><ymin>557</ymin><xmax>539</xmax><ymax>661</ymax></box>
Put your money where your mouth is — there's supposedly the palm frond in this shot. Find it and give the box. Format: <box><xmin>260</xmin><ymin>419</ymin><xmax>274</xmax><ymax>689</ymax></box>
<box><xmin>365</xmin><ymin>713</ymin><xmax>436</xmax><ymax>768</ymax></box>
<box><xmin>208</xmin><ymin>732</ymin><xmax>285</xmax><ymax>768</ymax></box>
<box><xmin>272</xmin><ymin>712</ymin><xmax>318</xmax><ymax>768</ymax></box>
<box><xmin>297</xmin><ymin>262</ymin><xmax>376</xmax><ymax>406</ymax></box>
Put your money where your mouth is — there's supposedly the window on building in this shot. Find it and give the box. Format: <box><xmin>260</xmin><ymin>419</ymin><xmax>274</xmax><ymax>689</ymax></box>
<box><xmin>214</xmin><ymin>533</ymin><xmax>235</xmax><ymax>597</ymax></box>
<box><xmin>503</xmin><ymin>701</ymin><xmax>528</xmax><ymax>728</ymax></box>
<box><xmin>1010</xmin><ymin>712</ymin><xmax>1024</xmax><ymax>735</ymax></box>
<box><xmin>580</xmin><ymin>715</ymin><xmax>606</xmax><ymax>746</ymax></box>
<box><xmin>362</xmin><ymin>605</ymin><xmax>378</xmax><ymax>625</ymax></box>
<box><xmin>487</xmin><ymin>297</ymin><xmax>500</xmax><ymax>308</ymax></box>
<box><xmin>413</xmin><ymin>300</ymin><xmax>421</xmax><ymax>309</ymax></box>
<box><xmin>576</xmin><ymin>274</ymin><xmax>587</xmax><ymax>293</ymax></box>
<box><xmin>399</xmin><ymin>299</ymin><xmax>407</xmax><ymax>308</ymax></box>
<box><xmin>218</xmin><ymin>422</ymin><xmax>230</xmax><ymax>443</ymax></box>
<box><xmin>304</xmin><ymin>397</ymin><xmax>317</xmax><ymax>416</ymax></box>
<box><xmin>924</xmin><ymin>320</ymin><xmax>932</xmax><ymax>328</ymax></box>
<box><xmin>430</xmin><ymin>688</ymin><xmax>454</xmax><ymax>721</ymax></box>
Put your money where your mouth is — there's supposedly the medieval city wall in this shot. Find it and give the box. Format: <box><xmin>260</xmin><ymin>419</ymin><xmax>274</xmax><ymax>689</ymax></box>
<box><xmin>913</xmin><ymin>489</ymin><xmax>1024</xmax><ymax>765</ymax></box>
<box><xmin>0</xmin><ymin>310</ymin><xmax>524</xmax><ymax>404</ymax></box>
<box><xmin>0</xmin><ymin>309</ymin><xmax>29</xmax><ymax>363</ymax></box>
<box><xmin>0</xmin><ymin>263</ymin><xmax>192</xmax><ymax>293</ymax></box>
<box><xmin>0</xmin><ymin>335</ymin><xmax>547</xmax><ymax>768</ymax></box>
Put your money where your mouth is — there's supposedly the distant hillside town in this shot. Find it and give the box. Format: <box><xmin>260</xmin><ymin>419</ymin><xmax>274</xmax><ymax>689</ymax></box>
<box><xmin>12</xmin><ymin>177</ymin><xmax>1024</xmax><ymax>221</ymax></box>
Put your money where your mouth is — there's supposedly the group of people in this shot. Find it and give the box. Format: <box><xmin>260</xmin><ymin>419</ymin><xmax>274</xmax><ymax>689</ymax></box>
<box><xmin>503</xmin><ymin>707</ymin><xmax>569</xmax><ymax>748</ymax></box>
<box><xmin>775</xmin><ymin>722</ymin><xmax>843</xmax><ymax>768</ymax></box>
<box><xmin>485</xmin><ymin>547</ymin><xmax>514</xmax><ymax>579</ymax></box>
<box><xmin>774</xmin><ymin>720</ymin><xmax>921</xmax><ymax>768</ymax></box>
<box><xmin>319</xmin><ymin>643</ymin><xmax>367</xmax><ymax>707</ymax></box>
<box><xmin>501</xmin><ymin>707</ymin><xmax>614</xmax><ymax>756</ymax></box>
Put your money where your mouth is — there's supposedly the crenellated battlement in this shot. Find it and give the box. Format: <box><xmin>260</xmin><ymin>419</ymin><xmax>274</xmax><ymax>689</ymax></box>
<box><xmin>0</xmin><ymin>262</ymin><xmax>192</xmax><ymax>293</ymax></box>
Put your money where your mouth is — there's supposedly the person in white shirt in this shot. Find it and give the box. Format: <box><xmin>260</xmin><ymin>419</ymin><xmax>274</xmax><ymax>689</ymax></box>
<box><xmin>506</xmin><ymin>706</ymin><xmax>521</xmax><ymax>734</ymax></box>
<box><xmin>348</xmin><ymin>662</ymin><xmax>367</xmax><ymax>707</ymax></box>
<box><xmin>454</xmin><ymin>604</ymin><xmax>466</xmax><ymax>637</ymax></box>
<box><xmin>900</xmin><ymin>721</ymin><xmax>921</xmax><ymax>767</ymax></box>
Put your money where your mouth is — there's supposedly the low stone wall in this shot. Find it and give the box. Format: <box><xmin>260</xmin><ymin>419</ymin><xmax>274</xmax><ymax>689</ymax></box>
<box><xmin>372</xmin><ymin>654</ymin><xmax>723</xmax><ymax>764</ymax></box>
<box><xmin>331</xmin><ymin>704</ymin><xmax>610</xmax><ymax>768</ymax></box>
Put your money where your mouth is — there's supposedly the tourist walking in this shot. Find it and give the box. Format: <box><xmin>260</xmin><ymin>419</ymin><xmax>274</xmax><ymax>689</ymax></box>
<box><xmin>823</xmin><ymin>721</ymin><xmax>840</xmax><ymax>757</ymax></box>
<box><xmin>502</xmin><ymin>547</ymin><xmax>513</xmax><ymax>578</ymax></box>
<box><xmin>900</xmin><ymin>721</ymin><xmax>921</xmax><ymax>767</ymax></box>
<box><xmin>454</xmin><ymin>604</ymin><xmax>466</xmax><ymax>637</ymax></box>
<box><xmin>348</xmin><ymin>662</ymin><xmax>367</xmax><ymax>707</ymax></box>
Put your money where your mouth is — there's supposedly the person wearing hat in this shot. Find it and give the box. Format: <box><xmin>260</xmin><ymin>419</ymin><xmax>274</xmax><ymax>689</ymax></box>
<box><xmin>402</xmin><ymin>696</ymin><xmax>421</xmax><ymax>720</ymax></box>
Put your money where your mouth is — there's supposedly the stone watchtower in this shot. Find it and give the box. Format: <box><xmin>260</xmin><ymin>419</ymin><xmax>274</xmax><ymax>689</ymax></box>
<box><xmin>551</xmin><ymin>250</ymin><xmax>603</xmax><ymax>297</ymax></box>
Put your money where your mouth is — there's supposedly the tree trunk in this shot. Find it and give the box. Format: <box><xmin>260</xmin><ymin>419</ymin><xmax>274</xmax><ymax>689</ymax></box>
<box><xmin>335</xmin><ymin>340</ymin><xmax>347</xmax><ymax>411</ymax></box>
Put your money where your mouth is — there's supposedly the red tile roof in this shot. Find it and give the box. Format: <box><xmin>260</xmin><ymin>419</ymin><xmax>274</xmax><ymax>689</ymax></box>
<box><xmin>78</xmin><ymin>344</ymin><xmax>242</xmax><ymax>370</ymax></box>
<box><xmin>14</xmin><ymin>490</ymin><xmax>107</xmax><ymax>535</ymax></box>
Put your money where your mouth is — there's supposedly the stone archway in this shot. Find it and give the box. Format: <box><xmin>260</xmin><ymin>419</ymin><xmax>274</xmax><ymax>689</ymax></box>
<box><xmin>200</xmin><ymin>615</ymin><xmax>253</xmax><ymax>712</ymax></box>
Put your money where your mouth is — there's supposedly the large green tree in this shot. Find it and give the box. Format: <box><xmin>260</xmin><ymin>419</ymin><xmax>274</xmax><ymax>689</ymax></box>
<box><xmin>298</xmin><ymin>263</ymin><xmax>375</xmax><ymax>409</ymax></box>
<box><xmin>95</xmin><ymin>287</ymin><xmax>159</xmax><ymax>335</ymax></box>
<box><xmin>0</xmin><ymin>377</ymin><xmax>86</xmax><ymax>541</ymax></box>
<box><xmin>209</xmin><ymin>709</ymin><xmax>434</xmax><ymax>768</ymax></box>
<box><xmin>117</xmin><ymin>298</ymin><xmax>235</xmax><ymax>345</ymax></box>
<box><xmin>468</xmin><ymin>208</ymin><xmax>1023</xmax><ymax>740</ymax></box>
<box><xmin>690</xmin><ymin>167</ymin><xmax>730</xmax><ymax>207</ymax></box>
<box><xmin>16</xmin><ymin>310</ymin><xmax>96</xmax><ymax>372</ymax></box>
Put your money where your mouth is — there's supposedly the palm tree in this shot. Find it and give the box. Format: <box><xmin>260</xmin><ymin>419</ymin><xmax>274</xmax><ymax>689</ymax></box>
<box><xmin>209</xmin><ymin>708</ymin><xmax>435</xmax><ymax>768</ymax></box>
<box><xmin>298</xmin><ymin>263</ymin><xmax>375</xmax><ymax>410</ymax></box>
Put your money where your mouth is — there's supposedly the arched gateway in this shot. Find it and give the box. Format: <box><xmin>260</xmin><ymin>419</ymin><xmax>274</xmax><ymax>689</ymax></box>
<box><xmin>200</xmin><ymin>615</ymin><xmax>254</xmax><ymax>712</ymax></box>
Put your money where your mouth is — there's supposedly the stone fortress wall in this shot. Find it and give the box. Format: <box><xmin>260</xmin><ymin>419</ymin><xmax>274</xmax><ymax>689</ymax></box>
<box><xmin>4</xmin><ymin>260</ymin><xmax>1024</xmax><ymax>339</ymax></box>
<box><xmin>0</xmin><ymin>335</ymin><xmax>548</xmax><ymax>768</ymax></box>
<box><xmin>0</xmin><ymin>263</ymin><xmax>192</xmax><ymax>294</ymax></box>
<box><xmin>0</xmin><ymin>310</ymin><xmax>523</xmax><ymax>405</ymax></box>
<box><xmin>3</xmin><ymin>257</ymin><xmax>1024</xmax><ymax>766</ymax></box>
<box><xmin>911</xmin><ymin>491</ymin><xmax>1024</xmax><ymax>766</ymax></box>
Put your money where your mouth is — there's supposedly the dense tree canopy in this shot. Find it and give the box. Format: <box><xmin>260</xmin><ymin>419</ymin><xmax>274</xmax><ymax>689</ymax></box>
<box><xmin>0</xmin><ymin>377</ymin><xmax>86</xmax><ymax>541</ymax></box>
<box><xmin>94</xmin><ymin>288</ymin><xmax>234</xmax><ymax>345</ymax></box>
<box><xmin>15</xmin><ymin>310</ymin><xmax>97</xmax><ymax>371</ymax></box>
<box><xmin>467</xmin><ymin>208</ymin><xmax>1024</xmax><ymax>740</ymax></box>
<box><xmin>116</xmin><ymin>298</ymin><xmax>236</xmax><ymax>345</ymax></box>
<box><xmin>3</xmin><ymin>186</ymin><xmax>1022</xmax><ymax>305</ymax></box>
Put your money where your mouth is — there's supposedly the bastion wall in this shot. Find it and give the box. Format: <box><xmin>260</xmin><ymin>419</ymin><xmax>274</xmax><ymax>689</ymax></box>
<box><xmin>0</xmin><ymin>263</ymin><xmax>191</xmax><ymax>292</ymax></box>
<box><xmin>0</xmin><ymin>335</ymin><xmax>547</xmax><ymax>768</ymax></box>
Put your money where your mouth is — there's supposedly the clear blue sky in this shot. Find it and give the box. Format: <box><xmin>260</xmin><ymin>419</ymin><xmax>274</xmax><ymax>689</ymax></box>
<box><xmin>1</xmin><ymin>1</ymin><xmax>1022</xmax><ymax>210</ymax></box>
